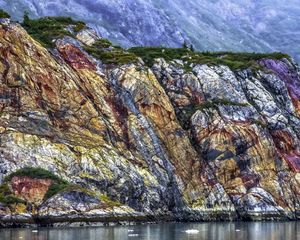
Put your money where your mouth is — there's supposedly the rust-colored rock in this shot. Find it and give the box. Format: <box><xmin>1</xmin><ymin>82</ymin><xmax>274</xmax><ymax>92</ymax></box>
<box><xmin>11</xmin><ymin>176</ymin><xmax>52</xmax><ymax>203</ymax></box>
<box><xmin>57</xmin><ymin>42</ymin><xmax>97</xmax><ymax>71</ymax></box>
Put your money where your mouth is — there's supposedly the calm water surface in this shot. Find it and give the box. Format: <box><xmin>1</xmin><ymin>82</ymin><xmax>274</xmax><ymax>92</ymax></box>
<box><xmin>0</xmin><ymin>222</ymin><xmax>299</xmax><ymax>240</ymax></box>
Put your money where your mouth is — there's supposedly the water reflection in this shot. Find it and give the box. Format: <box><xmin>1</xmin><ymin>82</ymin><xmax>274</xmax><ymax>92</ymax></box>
<box><xmin>0</xmin><ymin>222</ymin><xmax>299</xmax><ymax>240</ymax></box>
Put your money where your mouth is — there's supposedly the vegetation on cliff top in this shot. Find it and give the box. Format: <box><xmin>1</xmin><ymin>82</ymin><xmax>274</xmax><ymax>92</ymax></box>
<box><xmin>21</xmin><ymin>14</ymin><xmax>137</xmax><ymax>64</ymax></box>
<box><xmin>83</xmin><ymin>39</ymin><xmax>138</xmax><ymax>65</ymax></box>
<box><xmin>20</xmin><ymin>14</ymin><xmax>290</xmax><ymax>69</ymax></box>
<box><xmin>128</xmin><ymin>47</ymin><xmax>290</xmax><ymax>71</ymax></box>
<box><xmin>22</xmin><ymin>13</ymin><xmax>86</xmax><ymax>48</ymax></box>
<box><xmin>0</xmin><ymin>9</ymin><xmax>10</xmax><ymax>19</ymax></box>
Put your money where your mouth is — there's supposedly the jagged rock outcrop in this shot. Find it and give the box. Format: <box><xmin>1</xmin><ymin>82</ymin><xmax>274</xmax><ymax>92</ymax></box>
<box><xmin>0</xmin><ymin>19</ymin><xmax>299</xmax><ymax>226</ymax></box>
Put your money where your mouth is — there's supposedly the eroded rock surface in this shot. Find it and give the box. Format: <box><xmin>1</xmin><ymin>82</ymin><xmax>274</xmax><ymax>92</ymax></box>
<box><xmin>11</xmin><ymin>177</ymin><xmax>52</xmax><ymax>203</ymax></box>
<box><xmin>0</xmin><ymin>21</ymin><xmax>299</xmax><ymax>226</ymax></box>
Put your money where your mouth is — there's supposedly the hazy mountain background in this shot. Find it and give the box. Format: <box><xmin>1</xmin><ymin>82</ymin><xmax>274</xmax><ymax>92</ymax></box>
<box><xmin>1</xmin><ymin>0</ymin><xmax>299</xmax><ymax>62</ymax></box>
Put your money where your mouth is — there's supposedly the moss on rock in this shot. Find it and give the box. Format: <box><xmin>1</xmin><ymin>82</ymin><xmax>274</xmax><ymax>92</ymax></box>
<box><xmin>100</xmin><ymin>194</ymin><xmax>122</xmax><ymax>207</ymax></box>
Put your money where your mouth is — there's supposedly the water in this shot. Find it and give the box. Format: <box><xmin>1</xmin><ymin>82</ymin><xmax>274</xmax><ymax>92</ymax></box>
<box><xmin>0</xmin><ymin>222</ymin><xmax>299</xmax><ymax>240</ymax></box>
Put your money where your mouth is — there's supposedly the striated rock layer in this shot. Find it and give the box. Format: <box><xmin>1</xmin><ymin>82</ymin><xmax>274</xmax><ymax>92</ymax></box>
<box><xmin>0</xmin><ymin>20</ymin><xmax>299</xmax><ymax>227</ymax></box>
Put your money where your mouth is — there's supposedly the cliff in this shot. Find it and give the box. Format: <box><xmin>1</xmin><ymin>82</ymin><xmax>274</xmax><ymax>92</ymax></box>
<box><xmin>0</xmin><ymin>16</ymin><xmax>299</xmax><ymax>227</ymax></box>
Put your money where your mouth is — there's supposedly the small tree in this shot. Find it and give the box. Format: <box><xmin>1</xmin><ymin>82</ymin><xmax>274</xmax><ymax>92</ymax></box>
<box><xmin>190</xmin><ymin>44</ymin><xmax>195</xmax><ymax>52</ymax></box>
<box><xmin>0</xmin><ymin>9</ymin><xmax>10</xmax><ymax>19</ymax></box>
<box><xmin>182</xmin><ymin>40</ymin><xmax>188</xmax><ymax>49</ymax></box>
<box><xmin>23</xmin><ymin>11</ymin><xmax>30</xmax><ymax>25</ymax></box>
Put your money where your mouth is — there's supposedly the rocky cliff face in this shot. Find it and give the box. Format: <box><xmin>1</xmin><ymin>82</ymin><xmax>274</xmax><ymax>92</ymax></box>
<box><xmin>0</xmin><ymin>18</ymin><xmax>299</xmax><ymax>227</ymax></box>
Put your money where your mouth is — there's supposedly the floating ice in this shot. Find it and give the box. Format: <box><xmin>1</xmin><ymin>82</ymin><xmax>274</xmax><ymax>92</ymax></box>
<box><xmin>185</xmin><ymin>229</ymin><xmax>199</xmax><ymax>234</ymax></box>
<box><xmin>128</xmin><ymin>234</ymin><xmax>139</xmax><ymax>237</ymax></box>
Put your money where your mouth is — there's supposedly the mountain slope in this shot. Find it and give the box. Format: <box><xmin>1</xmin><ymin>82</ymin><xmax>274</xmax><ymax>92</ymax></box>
<box><xmin>1</xmin><ymin>0</ymin><xmax>300</xmax><ymax>62</ymax></box>
<box><xmin>0</xmin><ymin>17</ymin><xmax>299</xmax><ymax>226</ymax></box>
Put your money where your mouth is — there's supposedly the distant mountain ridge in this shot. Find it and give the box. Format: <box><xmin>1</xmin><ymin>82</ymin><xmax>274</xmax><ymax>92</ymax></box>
<box><xmin>0</xmin><ymin>0</ymin><xmax>300</xmax><ymax>62</ymax></box>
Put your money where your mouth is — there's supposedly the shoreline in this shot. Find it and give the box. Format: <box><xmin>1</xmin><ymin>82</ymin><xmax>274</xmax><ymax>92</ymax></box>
<box><xmin>1</xmin><ymin>213</ymin><xmax>298</xmax><ymax>228</ymax></box>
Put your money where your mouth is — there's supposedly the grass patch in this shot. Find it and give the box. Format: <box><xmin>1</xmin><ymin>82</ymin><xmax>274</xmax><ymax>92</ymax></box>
<box><xmin>0</xmin><ymin>9</ymin><xmax>10</xmax><ymax>19</ymax></box>
<box><xmin>129</xmin><ymin>47</ymin><xmax>190</xmax><ymax>67</ymax></box>
<box><xmin>44</xmin><ymin>181</ymin><xmax>69</xmax><ymax>200</ymax></box>
<box><xmin>128</xmin><ymin>47</ymin><xmax>290</xmax><ymax>71</ymax></box>
<box><xmin>4</xmin><ymin>167</ymin><xmax>67</xmax><ymax>183</ymax></box>
<box><xmin>100</xmin><ymin>194</ymin><xmax>122</xmax><ymax>207</ymax></box>
<box><xmin>21</xmin><ymin>15</ymin><xmax>136</xmax><ymax>65</ymax></box>
<box><xmin>0</xmin><ymin>183</ymin><xmax>26</xmax><ymax>206</ymax></box>
<box><xmin>73</xmin><ymin>22</ymin><xmax>86</xmax><ymax>33</ymax></box>
<box><xmin>22</xmin><ymin>14</ymin><xmax>86</xmax><ymax>48</ymax></box>
<box><xmin>62</xmin><ymin>184</ymin><xmax>99</xmax><ymax>199</ymax></box>
<box><xmin>2</xmin><ymin>167</ymin><xmax>69</xmax><ymax>203</ymax></box>
<box><xmin>83</xmin><ymin>39</ymin><xmax>137</xmax><ymax>65</ymax></box>
<box><xmin>20</xmin><ymin>15</ymin><xmax>289</xmax><ymax>68</ymax></box>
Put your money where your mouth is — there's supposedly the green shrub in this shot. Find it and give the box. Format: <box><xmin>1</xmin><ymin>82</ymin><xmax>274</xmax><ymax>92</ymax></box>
<box><xmin>0</xmin><ymin>183</ymin><xmax>25</xmax><ymax>206</ymax></box>
<box><xmin>4</xmin><ymin>167</ymin><xmax>66</xmax><ymax>183</ymax></box>
<box><xmin>73</xmin><ymin>21</ymin><xmax>86</xmax><ymax>33</ymax></box>
<box><xmin>0</xmin><ymin>183</ymin><xmax>11</xmax><ymax>196</ymax></box>
<box><xmin>93</xmin><ymin>39</ymin><xmax>113</xmax><ymax>48</ymax></box>
<box><xmin>22</xmin><ymin>14</ymin><xmax>136</xmax><ymax>65</ymax></box>
<box><xmin>0</xmin><ymin>195</ymin><xmax>26</xmax><ymax>205</ymax></box>
<box><xmin>83</xmin><ymin>39</ymin><xmax>137</xmax><ymax>65</ymax></box>
<box><xmin>129</xmin><ymin>47</ymin><xmax>190</xmax><ymax>67</ymax></box>
<box><xmin>0</xmin><ymin>9</ymin><xmax>10</xmax><ymax>19</ymax></box>
<box><xmin>22</xmin><ymin>15</ymin><xmax>86</xmax><ymax>48</ymax></box>
<box><xmin>128</xmin><ymin>47</ymin><xmax>290</xmax><ymax>71</ymax></box>
<box><xmin>212</xmin><ymin>99</ymin><xmax>249</xmax><ymax>107</ymax></box>
<box><xmin>44</xmin><ymin>182</ymin><xmax>69</xmax><ymax>200</ymax></box>
<box><xmin>20</xmin><ymin>15</ymin><xmax>290</xmax><ymax>68</ymax></box>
